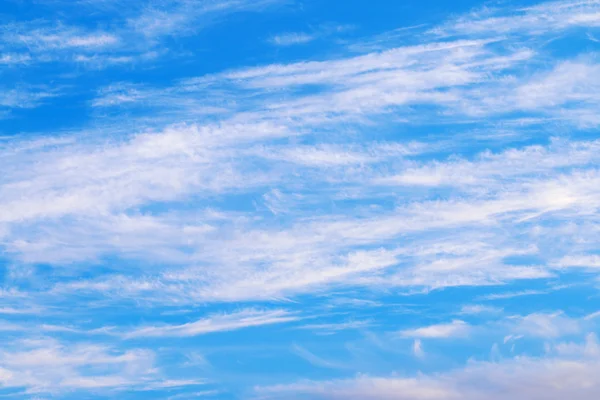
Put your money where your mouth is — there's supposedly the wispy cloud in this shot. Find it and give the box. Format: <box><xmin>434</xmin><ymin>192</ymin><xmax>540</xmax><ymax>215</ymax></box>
<box><xmin>4</xmin><ymin>130</ymin><xmax>598</xmax><ymax>302</ymax></box>
<box><xmin>2</xmin><ymin>25</ymin><xmax>119</xmax><ymax>51</ymax></box>
<box><xmin>128</xmin><ymin>0</ymin><xmax>283</xmax><ymax>38</ymax></box>
<box><xmin>412</xmin><ymin>339</ymin><xmax>424</xmax><ymax>358</ymax></box>
<box><xmin>0</xmin><ymin>338</ymin><xmax>156</xmax><ymax>393</ymax></box>
<box><xmin>268</xmin><ymin>24</ymin><xmax>353</xmax><ymax>47</ymax></box>
<box><xmin>125</xmin><ymin>309</ymin><xmax>298</xmax><ymax>338</ymax></box>
<box><xmin>432</xmin><ymin>0</ymin><xmax>600</xmax><ymax>37</ymax></box>
<box><xmin>459</xmin><ymin>305</ymin><xmax>503</xmax><ymax>315</ymax></box>
<box><xmin>553</xmin><ymin>254</ymin><xmax>600</xmax><ymax>269</ymax></box>
<box><xmin>478</xmin><ymin>289</ymin><xmax>550</xmax><ymax>301</ymax></box>
<box><xmin>269</xmin><ymin>32</ymin><xmax>315</xmax><ymax>46</ymax></box>
<box><xmin>290</xmin><ymin>343</ymin><xmax>347</xmax><ymax>369</ymax></box>
<box><xmin>0</xmin><ymin>53</ymin><xmax>32</xmax><ymax>65</ymax></box>
<box><xmin>0</xmin><ymin>87</ymin><xmax>57</xmax><ymax>110</ymax></box>
<box><xmin>507</xmin><ymin>312</ymin><xmax>581</xmax><ymax>339</ymax></box>
<box><xmin>0</xmin><ymin>0</ymin><xmax>284</xmax><ymax>69</ymax></box>
<box><xmin>0</xmin><ymin>307</ymin><xmax>43</xmax><ymax>315</ymax></box>
<box><xmin>296</xmin><ymin>320</ymin><xmax>372</xmax><ymax>334</ymax></box>
<box><xmin>257</xmin><ymin>335</ymin><xmax>600</xmax><ymax>399</ymax></box>
<box><xmin>399</xmin><ymin>320</ymin><xmax>471</xmax><ymax>339</ymax></box>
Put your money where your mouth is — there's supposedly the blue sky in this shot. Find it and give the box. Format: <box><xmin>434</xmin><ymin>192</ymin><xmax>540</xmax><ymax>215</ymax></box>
<box><xmin>1</xmin><ymin>0</ymin><xmax>600</xmax><ymax>398</ymax></box>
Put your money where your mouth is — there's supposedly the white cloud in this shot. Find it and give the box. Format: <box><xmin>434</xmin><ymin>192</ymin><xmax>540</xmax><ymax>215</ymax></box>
<box><xmin>112</xmin><ymin>37</ymin><xmax>600</xmax><ymax>131</ymax></box>
<box><xmin>256</xmin><ymin>335</ymin><xmax>600</xmax><ymax>399</ymax></box>
<box><xmin>254</xmin><ymin>142</ymin><xmax>427</xmax><ymax>167</ymax></box>
<box><xmin>478</xmin><ymin>290</ymin><xmax>549</xmax><ymax>301</ymax></box>
<box><xmin>584</xmin><ymin>311</ymin><xmax>600</xmax><ymax>321</ymax></box>
<box><xmin>15</xmin><ymin>130</ymin><xmax>598</xmax><ymax>301</ymax></box>
<box><xmin>127</xmin><ymin>0</ymin><xmax>282</xmax><ymax>38</ymax></box>
<box><xmin>269</xmin><ymin>32</ymin><xmax>315</xmax><ymax>46</ymax></box>
<box><xmin>0</xmin><ymin>338</ymin><xmax>157</xmax><ymax>393</ymax></box>
<box><xmin>0</xmin><ymin>122</ymin><xmax>289</xmax><ymax>226</ymax></box>
<box><xmin>296</xmin><ymin>320</ymin><xmax>372</xmax><ymax>334</ymax></box>
<box><xmin>0</xmin><ymin>87</ymin><xmax>56</xmax><ymax>110</ymax></box>
<box><xmin>0</xmin><ymin>53</ymin><xmax>31</xmax><ymax>65</ymax></box>
<box><xmin>432</xmin><ymin>0</ymin><xmax>600</xmax><ymax>37</ymax></box>
<box><xmin>399</xmin><ymin>320</ymin><xmax>471</xmax><ymax>339</ymax></box>
<box><xmin>3</xmin><ymin>25</ymin><xmax>119</xmax><ymax>51</ymax></box>
<box><xmin>269</xmin><ymin>24</ymin><xmax>352</xmax><ymax>47</ymax></box>
<box><xmin>508</xmin><ymin>312</ymin><xmax>581</xmax><ymax>339</ymax></box>
<box><xmin>412</xmin><ymin>339</ymin><xmax>424</xmax><ymax>358</ymax></box>
<box><xmin>553</xmin><ymin>333</ymin><xmax>600</xmax><ymax>357</ymax></box>
<box><xmin>0</xmin><ymin>307</ymin><xmax>42</xmax><ymax>315</ymax></box>
<box><xmin>91</xmin><ymin>82</ymin><xmax>148</xmax><ymax>107</ymax></box>
<box><xmin>0</xmin><ymin>0</ymin><xmax>283</xmax><ymax>69</ymax></box>
<box><xmin>553</xmin><ymin>254</ymin><xmax>600</xmax><ymax>269</ymax></box>
<box><xmin>459</xmin><ymin>305</ymin><xmax>503</xmax><ymax>315</ymax></box>
<box><xmin>125</xmin><ymin>309</ymin><xmax>298</xmax><ymax>338</ymax></box>
<box><xmin>291</xmin><ymin>344</ymin><xmax>346</xmax><ymax>369</ymax></box>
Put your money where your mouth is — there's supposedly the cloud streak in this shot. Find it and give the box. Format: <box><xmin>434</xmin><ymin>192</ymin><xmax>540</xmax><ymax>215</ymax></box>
<box><xmin>125</xmin><ymin>309</ymin><xmax>299</xmax><ymax>338</ymax></box>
